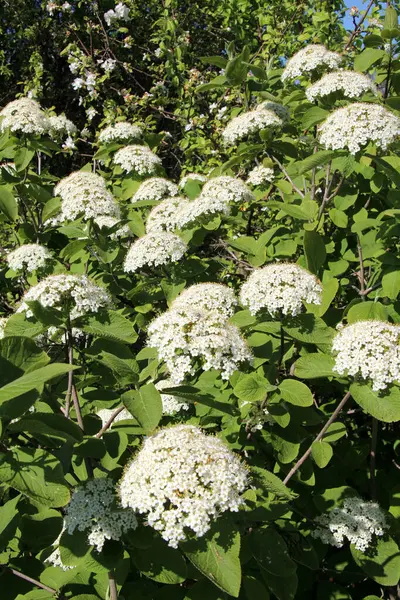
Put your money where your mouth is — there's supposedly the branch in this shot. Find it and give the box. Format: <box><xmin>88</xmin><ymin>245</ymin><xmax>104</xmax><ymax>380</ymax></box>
<box><xmin>283</xmin><ymin>391</ymin><xmax>351</xmax><ymax>485</ymax></box>
<box><xmin>344</xmin><ymin>0</ymin><xmax>375</xmax><ymax>51</ymax></box>
<box><xmin>95</xmin><ymin>406</ymin><xmax>126</xmax><ymax>438</ymax></box>
<box><xmin>2</xmin><ymin>566</ymin><xmax>57</xmax><ymax>595</ymax></box>
<box><xmin>316</xmin><ymin>161</ymin><xmax>332</xmax><ymax>225</ymax></box>
<box><xmin>271</xmin><ymin>156</ymin><xmax>305</xmax><ymax>199</ymax></box>
<box><xmin>108</xmin><ymin>571</ymin><xmax>118</xmax><ymax>600</ymax></box>
<box><xmin>370</xmin><ymin>417</ymin><xmax>378</xmax><ymax>499</ymax></box>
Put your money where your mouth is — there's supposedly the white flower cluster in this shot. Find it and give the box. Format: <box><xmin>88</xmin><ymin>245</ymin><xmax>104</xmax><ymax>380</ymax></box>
<box><xmin>146</xmin><ymin>197</ymin><xmax>189</xmax><ymax>233</ymax></box>
<box><xmin>6</xmin><ymin>244</ymin><xmax>52</xmax><ymax>273</ymax></box>
<box><xmin>119</xmin><ymin>425</ymin><xmax>248</xmax><ymax>548</ymax></box>
<box><xmin>332</xmin><ymin>320</ymin><xmax>400</xmax><ymax>391</ymax></box>
<box><xmin>319</xmin><ymin>102</ymin><xmax>400</xmax><ymax>154</ymax></box>
<box><xmin>0</xmin><ymin>98</ymin><xmax>49</xmax><ymax>135</ymax></box>
<box><xmin>114</xmin><ymin>145</ymin><xmax>162</xmax><ymax>175</ymax></box>
<box><xmin>312</xmin><ymin>497</ymin><xmax>388</xmax><ymax>552</ymax></box>
<box><xmin>179</xmin><ymin>173</ymin><xmax>207</xmax><ymax>189</ymax></box>
<box><xmin>256</xmin><ymin>101</ymin><xmax>290</xmax><ymax>123</ymax></box>
<box><xmin>104</xmin><ymin>2</ymin><xmax>130</xmax><ymax>26</ymax></box>
<box><xmin>178</xmin><ymin>194</ymin><xmax>231</xmax><ymax>227</ymax></box>
<box><xmin>123</xmin><ymin>232</ymin><xmax>187</xmax><ymax>273</ymax></box>
<box><xmin>0</xmin><ymin>317</ymin><xmax>7</xmax><ymax>339</ymax></box>
<box><xmin>65</xmin><ymin>478</ymin><xmax>137</xmax><ymax>552</ymax></box>
<box><xmin>202</xmin><ymin>176</ymin><xmax>255</xmax><ymax>205</ymax></box>
<box><xmin>97</xmin><ymin>408</ymin><xmax>132</xmax><ymax>428</ymax></box>
<box><xmin>172</xmin><ymin>283</ymin><xmax>237</xmax><ymax>322</ymax></box>
<box><xmin>48</xmin><ymin>114</ymin><xmax>77</xmax><ymax>138</ymax></box>
<box><xmin>222</xmin><ymin>108</ymin><xmax>282</xmax><ymax>145</ymax></box>
<box><xmin>246</xmin><ymin>165</ymin><xmax>274</xmax><ymax>186</ymax></box>
<box><xmin>99</xmin><ymin>122</ymin><xmax>143</xmax><ymax>144</ymax></box>
<box><xmin>131</xmin><ymin>177</ymin><xmax>179</xmax><ymax>203</ymax></box>
<box><xmin>93</xmin><ymin>216</ymin><xmax>132</xmax><ymax>240</ymax></box>
<box><xmin>53</xmin><ymin>171</ymin><xmax>120</xmax><ymax>223</ymax></box>
<box><xmin>240</xmin><ymin>263</ymin><xmax>322</xmax><ymax>316</ymax></box>
<box><xmin>155</xmin><ymin>380</ymin><xmax>190</xmax><ymax>415</ymax></box>
<box><xmin>306</xmin><ymin>71</ymin><xmax>377</xmax><ymax>102</ymax></box>
<box><xmin>281</xmin><ymin>45</ymin><xmax>342</xmax><ymax>81</ymax></box>
<box><xmin>147</xmin><ymin>305</ymin><xmax>252</xmax><ymax>382</ymax></box>
<box><xmin>17</xmin><ymin>274</ymin><xmax>112</xmax><ymax>320</ymax></box>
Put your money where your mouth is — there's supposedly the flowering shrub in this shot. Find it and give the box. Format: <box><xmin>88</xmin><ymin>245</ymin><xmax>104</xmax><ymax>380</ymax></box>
<box><xmin>1</xmin><ymin>3</ymin><xmax>400</xmax><ymax>600</ymax></box>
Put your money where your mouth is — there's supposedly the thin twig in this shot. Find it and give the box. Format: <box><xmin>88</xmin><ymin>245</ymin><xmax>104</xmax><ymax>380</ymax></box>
<box><xmin>316</xmin><ymin>161</ymin><xmax>332</xmax><ymax>226</ymax></box>
<box><xmin>283</xmin><ymin>391</ymin><xmax>351</xmax><ymax>485</ymax></box>
<box><xmin>108</xmin><ymin>571</ymin><xmax>118</xmax><ymax>600</ymax></box>
<box><xmin>2</xmin><ymin>566</ymin><xmax>57</xmax><ymax>594</ymax></box>
<box><xmin>370</xmin><ymin>417</ymin><xmax>378</xmax><ymax>500</ymax></box>
<box><xmin>344</xmin><ymin>0</ymin><xmax>375</xmax><ymax>51</ymax></box>
<box><xmin>357</xmin><ymin>236</ymin><xmax>366</xmax><ymax>298</ymax></box>
<box><xmin>271</xmin><ymin>156</ymin><xmax>305</xmax><ymax>199</ymax></box>
<box><xmin>95</xmin><ymin>406</ymin><xmax>126</xmax><ymax>438</ymax></box>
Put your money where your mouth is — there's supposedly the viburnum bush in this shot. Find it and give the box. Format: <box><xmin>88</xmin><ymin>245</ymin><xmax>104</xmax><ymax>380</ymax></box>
<box><xmin>0</xmin><ymin>3</ymin><xmax>400</xmax><ymax>600</ymax></box>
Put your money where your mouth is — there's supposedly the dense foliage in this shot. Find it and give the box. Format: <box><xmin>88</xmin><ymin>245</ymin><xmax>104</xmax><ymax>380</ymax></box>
<box><xmin>0</xmin><ymin>1</ymin><xmax>400</xmax><ymax>600</ymax></box>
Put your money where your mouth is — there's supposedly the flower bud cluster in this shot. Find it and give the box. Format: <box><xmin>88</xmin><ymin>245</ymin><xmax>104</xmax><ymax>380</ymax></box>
<box><xmin>6</xmin><ymin>244</ymin><xmax>52</xmax><ymax>273</ymax></box>
<box><xmin>17</xmin><ymin>274</ymin><xmax>112</xmax><ymax>320</ymax></box>
<box><xmin>93</xmin><ymin>215</ymin><xmax>132</xmax><ymax>239</ymax></box>
<box><xmin>222</xmin><ymin>108</ymin><xmax>282</xmax><ymax>145</ymax></box>
<box><xmin>332</xmin><ymin>320</ymin><xmax>400</xmax><ymax>391</ymax></box>
<box><xmin>123</xmin><ymin>232</ymin><xmax>187</xmax><ymax>272</ymax></box>
<box><xmin>114</xmin><ymin>145</ymin><xmax>162</xmax><ymax>175</ymax></box>
<box><xmin>240</xmin><ymin>263</ymin><xmax>322</xmax><ymax>316</ymax></box>
<box><xmin>172</xmin><ymin>283</ymin><xmax>237</xmax><ymax>322</ymax></box>
<box><xmin>146</xmin><ymin>196</ymin><xmax>190</xmax><ymax>233</ymax></box>
<box><xmin>119</xmin><ymin>425</ymin><xmax>248</xmax><ymax>548</ymax></box>
<box><xmin>0</xmin><ymin>98</ymin><xmax>49</xmax><ymax>135</ymax></box>
<box><xmin>306</xmin><ymin>71</ymin><xmax>377</xmax><ymax>102</ymax></box>
<box><xmin>131</xmin><ymin>177</ymin><xmax>179</xmax><ymax>203</ymax></box>
<box><xmin>246</xmin><ymin>165</ymin><xmax>274</xmax><ymax>186</ymax></box>
<box><xmin>282</xmin><ymin>45</ymin><xmax>342</xmax><ymax>81</ymax></box>
<box><xmin>179</xmin><ymin>173</ymin><xmax>207</xmax><ymax>189</ymax></box>
<box><xmin>312</xmin><ymin>497</ymin><xmax>388</xmax><ymax>552</ymax></box>
<box><xmin>65</xmin><ymin>478</ymin><xmax>138</xmax><ymax>552</ymax></box>
<box><xmin>99</xmin><ymin>122</ymin><xmax>143</xmax><ymax>144</ymax></box>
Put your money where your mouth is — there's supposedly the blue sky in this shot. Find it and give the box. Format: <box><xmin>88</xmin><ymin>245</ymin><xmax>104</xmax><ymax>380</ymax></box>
<box><xmin>343</xmin><ymin>0</ymin><xmax>370</xmax><ymax>30</ymax></box>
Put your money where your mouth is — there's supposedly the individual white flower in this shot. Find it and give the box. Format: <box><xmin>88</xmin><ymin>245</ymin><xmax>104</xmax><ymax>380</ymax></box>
<box><xmin>282</xmin><ymin>44</ymin><xmax>342</xmax><ymax>81</ymax></box>
<box><xmin>65</xmin><ymin>478</ymin><xmax>137</xmax><ymax>552</ymax></box>
<box><xmin>93</xmin><ymin>215</ymin><xmax>132</xmax><ymax>239</ymax></box>
<box><xmin>217</xmin><ymin>106</ymin><xmax>228</xmax><ymax>120</ymax></box>
<box><xmin>0</xmin><ymin>317</ymin><xmax>8</xmax><ymax>339</ymax></box>
<box><xmin>349</xmin><ymin>6</ymin><xmax>359</xmax><ymax>17</ymax></box>
<box><xmin>256</xmin><ymin>101</ymin><xmax>290</xmax><ymax>123</ymax></box>
<box><xmin>240</xmin><ymin>263</ymin><xmax>322</xmax><ymax>317</ymax></box>
<box><xmin>114</xmin><ymin>3</ymin><xmax>130</xmax><ymax>20</ymax></box>
<box><xmin>172</xmin><ymin>283</ymin><xmax>237</xmax><ymax>321</ymax></box>
<box><xmin>53</xmin><ymin>171</ymin><xmax>120</xmax><ymax>223</ymax></box>
<box><xmin>155</xmin><ymin>379</ymin><xmax>190</xmax><ymax>415</ymax></box>
<box><xmin>96</xmin><ymin>408</ymin><xmax>132</xmax><ymax>429</ymax></box>
<box><xmin>123</xmin><ymin>232</ymin><xmax>187</xmax><ymax>273</ymax></box>
<box><xmin>119</xmin><ymin>424</ymin><xmax>248</xmax><ymax>548</ymax></box>
<box><xmin>246</xmin><ymin>165</ymin><xmax>274</xmax><ymax>186</ymax></box>
<box><xmin>179</xmin><ymin>173</ymin><xmax>207</xmax><ymax>189</ymax></box>
<box><xmin>61</xmin><ymin>2</ymin><xmax>71</xmax><ymax>11</ymax></box>
<box><xmin>48</xmin><ymin>114</ymin><xmax>77</xmax><ymax>138</ymax></box>
<box><xmin>368</xmin><ymin>18</ymin><xmax>383</xmax><ymax>30</ymax></box>
<box><xmin>332</xmin><ymin>320</ymin><xmax>400</xmax><ymax>391</ymax></box>
<box><xmin>62</xmin><ymin>136</ymin><xmax>76</xmax><ymax>151</ymax></box>
<box><xmin>154</xmin><ymin>48</ymin><xmax>162</xmax><ymax>58</ymax></box>
<box><xmin>72</xmin><ymin>77</ymin><xmax>85</xmax><ymax>90</ymax></box>
<box><xmin>306</xmin><ymin>71</ymin><xmax>378</xmax><ymax>102</ymax></box>
<box><xmin>0</xmin><ymin>98</ymin><xmax>49</xmax><ymax>135</ymax></box>
<box><xmin>104</xmin><ymin>9</ymin><xmax>116</xmax><ymax>26</ymax></box>
<box><xmin>312</xmin><ymin>497</ymin><xmax>388</xmax><ymax>552</ymax></box>
<box><xmin>147</xmin><ymin>306</ymin><xmax>252</xmax><ymax>383</ymax></box>
<box><xmin>99</xmin><ymin>122</ymin><xmax>143</xmax><ymax>144</ymax></box>
<box><xmin>69</xmin><ymin>60</ymin><xmax>79</xmax><ymax>74</ymax></box>
<box><xmin>99</xmin><ymin>58</ymin><xmax>117</xmax><ymax>73</ymax></box>
<box><xmin>17</xmin><ymin>274</ymin><xmax>112</xmax><ymax>320</ymax></box>
<box><xmin>6</xmin><ymin>244</ymin><xmax>52</xmax><ymax>273</ymax></box>
<box><xmin>202</xmin><ymin>176</ymin><xmax>255</xmax><ymax>205</ymax></box>
<box><xmin>114</xmin><ymin>145</ymin><xmax>162</xmax><ymax>175</ymax></box>
<box><xmin>46</xmin><ymin>1</ymin><xmax>57</xmax><ymax>15</ymax></box>
<box><xmin>131</xmin><ymin>177</ymin><xmax>179</xmax><ymax>203</ymax></box>
<box><xmin>178</xmin><ymin>194</ymin><xmax>231</xmax><ymax>228</ymax></box>
<box><xmin>85</xmin><ymin>72</ymin><xmax>97</xmax><ymax>92</ymax></box>
<box><xmin>86</xmin><ymin>107</ymin><xmax>97</xmax><ymax>121</ymax></box>
<box><xmin>146</xmin><ymin>196</ymin><xmax>189</xmax><ymax>233</ymax></box>
<box><xmin>222</xmin><ymin>109</ymin><xmax>282</xmax><ymax>145</ymax></box>
<box><xmin>319</xmin><ymin>102</ymin><xmax>400</xmax><ymax>154</ymax></box>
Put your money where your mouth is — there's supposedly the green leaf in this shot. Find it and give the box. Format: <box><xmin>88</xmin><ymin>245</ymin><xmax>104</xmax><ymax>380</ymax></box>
<box><xmin>301</xmin><ymin>107</ymin><xmax>329</xmax><ymax>130</ymax></box>
<box><xmin>304</xmin><ymin>231</ymin><xmax>326</xmax><ymax>274</ymax></box>
<box><xmin>122</xmin><ymin>383</ymin><xmax>162</xmax><ymax>433</ymax></box>
<box><xmin>347</xmin><ymin>301</ymin><xmax>388</xmax><ymax>323</ymax></box>
<box><xmin>199</xmin><ymin>55</ymin><xmax>228</xmax><ymax>69</ymax></box>
<box><xmin>279</xmin><ymin>379</ymin><xmax>313</xmax><ymax>407</ymax></box>
<box><xmin>351</xmin><ymin>536</ymin><xmax>400</xmax><ymax>585</ymax></box>
<box><xmin>307</xmin><ymin>277</ymin><xmax>339</xmax><ymax>317</ymax></box>
<box><xmin>9</xmin><ymin>413</ymin><xmax>83</xmax><ymax>444</ymax></box>
<box><xmin>234</xmin><ymin>374</ymin><xmax>272</xmax><ymax>402</ymax></box>
<box><xmin>243</xmin><ymin>575</ymin><xmax>270</xmax><ymax>600</ymax></box>
<box><xmin>0</xmin><ymin>447</ymin><xmax>70</xmax><ymax>507</ymax></box>
<box><xmin>0</xmin><ymin>186</ymin><xmax>18</xmax><ymax>221</ymax></box>
<box><xmin>182</xmin><ymin>520</ymin><xmax>241</xmax><ymax>598</ymax></box>
<box><xmin>21</xmin><ymin>508</ymin><xmax>62</xmax><ymax>550</ymax></box>
<box><xmin>0</xmin><ymin>495</ymin><xmax>20</xmax><ymax>553</ymax></box>
<box><xmin>382</xmin><ymin>269</ymin><xmax>400</xmax><ymax>300</ymax></box>
<box><xmin>384</xmin><ymin>6</ymin><xmax>398</xmax><ymax>30</ymax></box>
<box><xmin>132</xmin><ymin>532</ymin><xmax>187</xmax><ymax>584</ymax></box>
<box><xmin>283</xmin><ymin>314</ymin><xmax>334</xmax><ymax>348</ymax></box>
<box><xmin>350</xmin><ymin>382</ymin><xmax>400</xmax><ymax>422</ymax></box>
<box><xmin>289</xmin><ymin>151</ymin><xmax>337</xmax><ymax>176</ymax></box>
<box><xmin>354</xmin><ymin>48</ymin><xmax>386</xmax><ymax>72</ymax></box>
<box><xmin>329</xmin><ymin>208</ymin><xmax>348</xmax><ymax>228</ymax></box>
<box><xmin>311</xmin><ymin>440</ymin><xmax>333</xmax><ymax>468</ymax></box>
<box><xmin>196</xmin><ymin>75</ymin><xmax>227</xmax><ymax>93</ymax></box>
<box><xmin>81</xmin><ymin>310</ymin><xmax>138</xmax><ymax>344</ymax></box>
<box><xmin>225</xmin><ymin>46</ymin><xmax>249</xmax><ymax>86</ymax></box>
<box><xmin>14</xmin><ymin>147</ymin><xmax>35</xmax><ymax>171</ymax></box>
<box><xmin>42</xmin><ymin>197</ymin><xmax>61</xmax><ymax>223</ymax></box>
<box><xmin>261</xmin><ymin>569</ymin><xmax>298</xmax><ymax>600</ymax></box>
<box><xmin>293</xmin><ymin>353</ymin><xmax>335</xmax><ymax>379</ymax></box>
<box><xmin>0</xmin><ymin>363</ymin><xmax>77</xmax><ymax>403</ymax></box>
<box><xmin>251</xmin><ymin>527</ymin><xmax>297</xmax><ymax>576</ymax></box>
<box><xmin>250</xmin><ymin>466</ymin><xmax>296</xmax><ymax>499</ymax></box>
